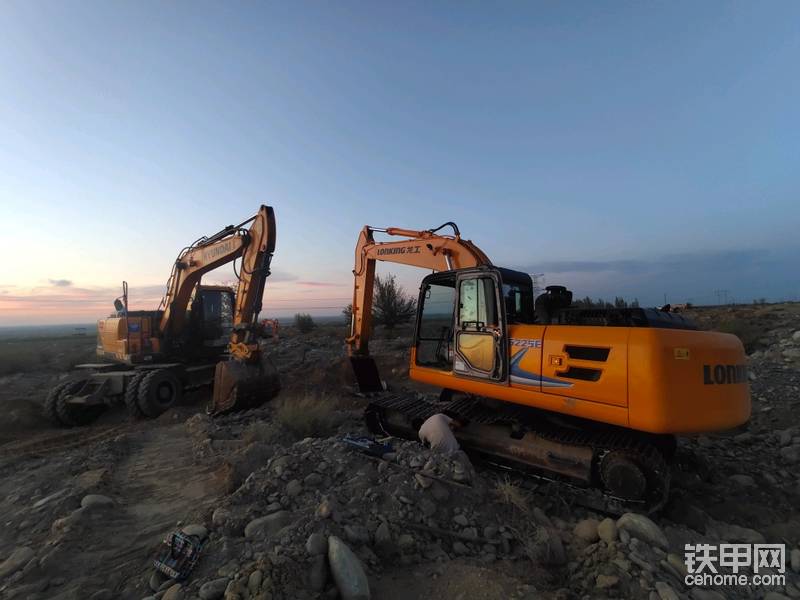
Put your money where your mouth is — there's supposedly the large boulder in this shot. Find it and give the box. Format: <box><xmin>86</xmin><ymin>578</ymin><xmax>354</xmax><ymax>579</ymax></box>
<box><xmin>306</xmin><ymin>532</ymin><xmax>327</xmax><ymax>556</ymax></box>
<box><xmin>617</xmin><ymin>513</ymin><xmax>668</xmax><ymax>550</ymax></box>
<box><xmin>574</xmin><ymin>518</ymin><xmax>599</xmax><ymax>543</ymax></box>
<box><xmin>244</xmin><ymin>511</ymin><xmax>294</xmax><ymax>539</ymax></box>
<box><xmin>0</xmin><ymin>546</ymin><xmax>35</xmax><ymax>579</ymax></box>
<box><xmin>80</xmin><ymin>494</ymin><xmax>114</xmax><ymax>510</ymax></box>
<box><xmin>161</xmin><ymin>584</ymin><xmax>185</xmax><ymax>600</ymax></box>
<box><xmin>181</xmin><ymin>524</ymin><xmax>208</xmax><ymax>539</ymax></box>
<box><xmin>328</xmin><ymin>536</ymin><xmax>370</xmax><ymax>600</ymax></box>
<box><xmin>597</xmin><ymin>517</ymin><xmax>618</xmax><ymax>543</ymax></box>
<box><xmin>199</xmin><ymin>578</ymin><xmax>229</xmax><ymax>600</ymax></box>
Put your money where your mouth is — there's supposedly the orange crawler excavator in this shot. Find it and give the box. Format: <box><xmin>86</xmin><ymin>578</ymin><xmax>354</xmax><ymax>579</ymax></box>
<box><xmin>347</xmin><ymin>222</ymin><xmax>751</xmax><ymax>512</ymax></box>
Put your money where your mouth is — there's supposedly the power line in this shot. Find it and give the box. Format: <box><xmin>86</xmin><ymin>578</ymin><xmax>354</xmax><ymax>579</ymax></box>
<box><xmin>714</xmin><ymin>289</ymin><xmax>730</xmax><ymax>305</ymax></box>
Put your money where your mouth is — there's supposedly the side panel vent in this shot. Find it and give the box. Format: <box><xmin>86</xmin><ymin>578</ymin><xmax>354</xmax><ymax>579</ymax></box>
<box><xmin>564</xmin><ymin>345</ymin><xmax>610</xmax><ymax>362</ymax></box>
<box><xmin>558</xmin><ymin>366</ymin><xmax>602</xmax><ymax>382</ymax></box>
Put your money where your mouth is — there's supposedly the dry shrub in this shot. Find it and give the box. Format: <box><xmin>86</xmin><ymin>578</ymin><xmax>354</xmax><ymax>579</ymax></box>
<box><xmin>494</xmin><ymin>478</ymin><xmax>529</xmax><ymax>514</ymax></box>
<box><xmin>716</xmin><ymin>318</ymin><xmax>764</xmax><ymax>353</ymax></box>
<box><xmin>242</xmin><ymin>421</ymin><xmax>281</xmax><ymax>444</ymax></box>
<box><xmin>294</xmin><ymin>313</ymin><xmax>316</xmax><ymax>334</ymax></box>
<box><xmin>276</xmin><ymin>394</ymin><xmax>336</xmax><ymax>439</ymax></box>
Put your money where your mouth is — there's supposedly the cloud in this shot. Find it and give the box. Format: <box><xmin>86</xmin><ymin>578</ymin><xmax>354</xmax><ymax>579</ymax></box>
<box><xmin>0</xmin><ymin>282</ymin><xmax>169</xmax><ymax>325</ymax></box>
<box><xmin>296</xmin><ymin>281</ymin><xmax>346</xmax><ymax>288</ymax></box>
<box><xmin>268</xmin><ymin>270</ymin><xmax>299</xmax><ymax>283</ymax></box>
<box><xmin>48</xmin><ymin>279</ymin><xmax>73</xmax><ymax>287</ymax></box>
<box><xmin>527</xmin><ymin>249</ymin><xmax>767</xmax><ymax>275</ymax></box>
<box><xmin>515</xmin><ymin>247</ymin><xmax>799</xmax><ymax>306</ymax></box>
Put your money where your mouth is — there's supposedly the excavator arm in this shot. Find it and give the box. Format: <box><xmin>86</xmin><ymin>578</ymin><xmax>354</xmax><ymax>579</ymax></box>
<box><xmin>157</xmin><ymin>205</ymin><xmax>280</xmax><ymax>414</ymax></box>
<box><xmin>158</xmin><ymin>206</ymin><xmax>276</xmax><ymax>341</ymax></box>
<box><xmin>347</xmin><ymin>222</ymin><xmax>491</xmax><ymax>391</ymax></box>
<box><xmin>159</xmin><ymin>235</ymin><xmax>244</xmax><ymax>338</ymax></box>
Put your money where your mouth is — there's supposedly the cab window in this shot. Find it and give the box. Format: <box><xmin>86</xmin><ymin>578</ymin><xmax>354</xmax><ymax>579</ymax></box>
<box><xmin>459</xmin><ymin>277</ymin><xmax>497</xmax><ymax>328</ymax></box>
<box><xmin>416</xmin><ymin>278</ymin><xmax>456</xmax><ymax>369</ymax></box>
<box><xmin>502</xmin><ymin>282</ymin><xmax>534</xmax><ymax>324</ymax></box>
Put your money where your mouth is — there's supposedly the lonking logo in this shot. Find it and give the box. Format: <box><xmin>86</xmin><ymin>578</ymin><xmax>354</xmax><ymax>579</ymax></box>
<box><xmin>703</xmin><ymin>364</ymin><xmax>748</xmax><ymax>385</ymax></box>
<box><xmin>377</xmin><ymin>246</ymin><xmax>421</xmax><ymax>256</ymax></box>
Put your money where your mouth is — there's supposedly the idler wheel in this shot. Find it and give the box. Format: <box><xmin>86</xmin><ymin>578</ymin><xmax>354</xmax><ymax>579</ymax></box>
<box><xmin>600</xmin><ymin>452</ymin><xmax>647</xmax><ymax>501</ymax></box>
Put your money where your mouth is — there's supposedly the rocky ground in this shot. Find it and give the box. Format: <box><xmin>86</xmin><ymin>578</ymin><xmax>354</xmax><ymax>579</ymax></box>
<box><xmin>0</xmin><ymin>304</ymin><xmax>799</xmax><ymax>600</ymax></box>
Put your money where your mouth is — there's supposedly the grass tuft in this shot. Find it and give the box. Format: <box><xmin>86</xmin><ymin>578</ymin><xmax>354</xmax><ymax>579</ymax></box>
<box><xmin>275</xmin><ymin>394</ymin><xmax>336</xmax><ymax>439</ymax></box>
<box><xmin>494</xmin><ymin>478</ymin><xmax>529</xmax><ymax>514</ymax></box>
<box><xmin>242</xmin><ymin>421</ymin><xmax>281</xmax><ymax>445</ymax></box>
<box><xmin>716</xmin><ymin>318</ymin><xmax>764</xmax><ymax>353</ymax></box>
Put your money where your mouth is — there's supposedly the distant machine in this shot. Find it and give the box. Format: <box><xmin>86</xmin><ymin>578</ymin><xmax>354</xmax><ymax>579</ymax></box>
<box><xmin>45</xmin><ymin>205</ymin><xmax>280</xmax><ymax>427</ymax></box>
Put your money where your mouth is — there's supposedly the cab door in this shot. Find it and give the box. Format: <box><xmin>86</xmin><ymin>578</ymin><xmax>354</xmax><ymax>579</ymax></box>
<box><xmin>453</xmin><ymin>270</ymin><xmax>507</xmax><ymax>382</ymax></box>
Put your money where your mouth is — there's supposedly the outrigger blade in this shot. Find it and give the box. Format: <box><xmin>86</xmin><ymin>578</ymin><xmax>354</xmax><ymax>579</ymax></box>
<box><xmin>211</xmin><ymin>354</ymin><xmax>280</xmax><ymax>415</ymax></box>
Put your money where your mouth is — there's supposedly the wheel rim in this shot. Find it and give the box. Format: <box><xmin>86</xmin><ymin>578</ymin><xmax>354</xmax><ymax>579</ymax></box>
<box><xmin>155</xmin><ymin>381</ymin><xmax>176</xmax><ymax>406</ymax></box>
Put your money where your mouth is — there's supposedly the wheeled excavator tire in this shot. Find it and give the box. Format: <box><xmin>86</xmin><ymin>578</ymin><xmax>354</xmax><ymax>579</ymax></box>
<box><xmin>124</xmin><ymin>371</ymin><xmax>147</xmax><ymax>419</ymax></box>
<box><xmin>44</xmin><ymin>381</ymin><xmax>72</xmax><ymax>426</ymax></box>
<box><xmin>137</xmin><ymin>369</ymin><xmax>182</xmax><ymax>418</ymax></box>
<box><xmin>47</xmin><ymin>379</ymin><xmax>106</xmax><ymax>427</ymax></box>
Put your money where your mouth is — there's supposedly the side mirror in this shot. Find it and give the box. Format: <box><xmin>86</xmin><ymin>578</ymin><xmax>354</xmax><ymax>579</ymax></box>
<box><xmin>113</xmin><ymin>299</ymin><xmax>124</xmax><ymax>312</ymax></box>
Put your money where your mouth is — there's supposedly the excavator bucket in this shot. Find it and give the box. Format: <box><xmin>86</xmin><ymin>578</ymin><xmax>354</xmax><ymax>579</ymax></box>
<box><xmin>350</xmin><ymin>355</ymin><xmax>384</xmax><ymax>393</ymax></box>
<box><xmin>210</xmin><ymin>354</ymin><xmax>280</xmax><ymax>415</ymax></box>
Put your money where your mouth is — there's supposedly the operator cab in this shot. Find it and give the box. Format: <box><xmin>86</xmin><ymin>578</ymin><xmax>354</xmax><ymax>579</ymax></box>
<box><xmin>184</xmin><ymin>285</ymin><xmax>235</xmax><ymax>356</ymax></box>
<box><xmin>414</xmin><ymin>266</ymin><xmax>535</xmax><ymax>382</ymax></box>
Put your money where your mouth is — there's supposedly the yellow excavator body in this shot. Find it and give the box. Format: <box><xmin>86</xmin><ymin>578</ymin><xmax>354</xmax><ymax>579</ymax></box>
<box><xmin>346</xmin><ymin>221</ymin><xmax>751</xmax><ymax>512</ymax></box>
<box><xmin>409</xmin><ymin>323</ymin><xmax>750</xmax><ymax>435</ymax></box>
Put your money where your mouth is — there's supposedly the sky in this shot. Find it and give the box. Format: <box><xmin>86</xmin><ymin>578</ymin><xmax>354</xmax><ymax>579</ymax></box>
<box><xmin>0</xmin><ymin>1</ymin><xmax>798</xmax><ymax>325</ymax></box>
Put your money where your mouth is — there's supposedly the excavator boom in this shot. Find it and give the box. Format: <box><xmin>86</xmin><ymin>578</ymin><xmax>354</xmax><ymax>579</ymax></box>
<box><xmin>158</xmin><ymin>207</ymin><xmax>276</xmax><ymax>339</ymax></box>
<box><xmin>347</xmin><ymin>221</ymin><xmax>490</xmax><ymax>391</ymax></box>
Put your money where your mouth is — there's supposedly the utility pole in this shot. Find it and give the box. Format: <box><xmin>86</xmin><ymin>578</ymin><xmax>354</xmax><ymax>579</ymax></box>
<box><xmin>713</xmin><ymin>289</ymin><xmax>730</xmax><ymax>306</ymax></box>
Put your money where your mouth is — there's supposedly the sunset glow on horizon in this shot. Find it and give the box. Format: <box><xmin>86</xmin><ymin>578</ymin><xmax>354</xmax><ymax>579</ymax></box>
<box><xmin>1</xmin><ymin>2</ymin><xmax>798</xmax><ymax>326</ymax></box>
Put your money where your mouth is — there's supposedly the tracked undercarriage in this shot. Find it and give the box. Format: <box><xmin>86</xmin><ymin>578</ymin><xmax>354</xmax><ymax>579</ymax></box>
<box><xmin>365</xmin><ymin>393</ymin><xmax>674</xmax><ymax>516</ymax></box>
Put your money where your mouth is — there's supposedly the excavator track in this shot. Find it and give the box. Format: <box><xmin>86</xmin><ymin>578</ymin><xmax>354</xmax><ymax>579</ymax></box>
<box><xmin>365</xmin><ymin>393</ymin><xmax>671</xmax><ymax>516</ymax></box>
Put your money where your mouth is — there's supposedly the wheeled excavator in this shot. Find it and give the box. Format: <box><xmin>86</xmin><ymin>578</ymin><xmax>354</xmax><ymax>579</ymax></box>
<box><xmin>346</xmin><ymin>222</ymin><xmax>751</xmax><ymax>513</ymax></box>
<box><xmin>44</xmin><ymin>205</ymin><xmax>280</xmax><ymax>427</ymax></box>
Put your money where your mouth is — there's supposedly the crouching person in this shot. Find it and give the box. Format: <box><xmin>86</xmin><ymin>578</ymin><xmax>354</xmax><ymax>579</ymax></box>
<box><xmin>418</xmin><ymin>413</ymin><xmax>474</xmax><ymax>484</ymax></box>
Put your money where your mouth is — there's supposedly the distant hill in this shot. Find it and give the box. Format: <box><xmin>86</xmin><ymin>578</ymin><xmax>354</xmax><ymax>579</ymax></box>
<box><xmin>0</xmin><ymin>323</ymin><xmax>97</xmax><ymax>340</ymax></box>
